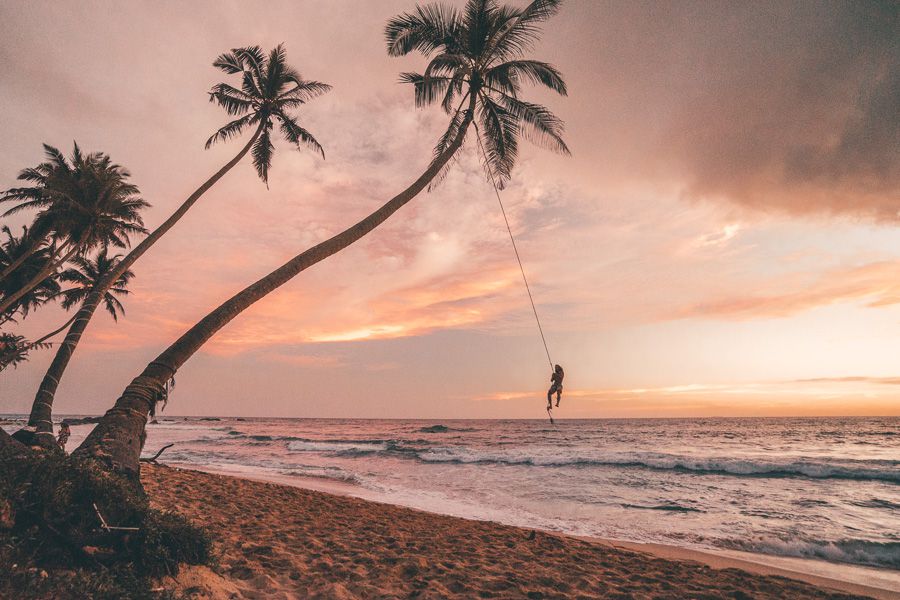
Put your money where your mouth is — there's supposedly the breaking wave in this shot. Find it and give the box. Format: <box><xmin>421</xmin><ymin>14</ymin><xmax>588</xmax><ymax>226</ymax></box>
<box><xmin>411</xmin><ymin>448</ymin><xmax>900</xmax><ymax>483</ymax></box>
<box><xmin>721</xmin><ymin>536</ymin><xmax>900</xmax><ymax>570</ymax></box>
<box><xmin>287</xmin><ymin>439</ymin><xmax>389</xmax><ymax>455</ymax></box>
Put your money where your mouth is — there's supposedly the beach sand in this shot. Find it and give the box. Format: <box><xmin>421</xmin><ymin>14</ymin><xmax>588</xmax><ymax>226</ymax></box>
<box><xmin>140</xmin><ymin>464</ymin><xmax>888</xmax><ymax>599</ymax></box>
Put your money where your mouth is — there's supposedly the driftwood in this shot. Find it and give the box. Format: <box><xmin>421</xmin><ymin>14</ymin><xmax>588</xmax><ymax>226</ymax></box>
<box><xmin>93</xmin><ymin>503</ymin><xmax>140</xmax><ymax>532</ymax></box>
<box><xmin>139</xmin><ymin>443</ymin><xmax>174</xmax><ymax>464</ymax></box>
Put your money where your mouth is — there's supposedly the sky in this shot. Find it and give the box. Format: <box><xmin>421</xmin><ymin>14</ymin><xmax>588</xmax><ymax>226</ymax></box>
<box><xmin>0</xmin><ymin>0</ymin><xmax>898</xmax><ymax>419</ymax></box>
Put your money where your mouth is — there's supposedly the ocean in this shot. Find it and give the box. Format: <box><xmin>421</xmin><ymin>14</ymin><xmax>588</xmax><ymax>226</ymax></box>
<box><xmin>5</xmin><ymin>416</ymin><xmax>899</xmax><ymax>576</ymax></box>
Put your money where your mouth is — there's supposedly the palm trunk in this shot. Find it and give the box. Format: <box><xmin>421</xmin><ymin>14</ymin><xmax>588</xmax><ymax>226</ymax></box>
<box><xmin>0</xmin><ymin>242</ymin><xmax>77</xmax><ymax>315</ymax></box>
<box><xmin>0</xmin><ymin>312</ymin><xmax>78</xmax><ymax>372</ymax></box>
<box><xmin>14</xmin><ymin>299</ymin><xmax>102</xmax><ymax>447</ymax></box>
<box><xmin>74</xmin><ymin>101</ymin><xmax>477</xmax><ymax>476</ymax></box>
<box><xmin>0</xmin><ymin>237</ymin><xmax>44</xmax><ymax>280</ymax></box>
<box><xmin>30</xmin><ymin>312</ymin><xmax>80</xmax><ymax>348</ymax></box>
<box><xmin>19</xmin><ymin>125</ymin><xmax>264</xmax><ymax>442</ymax></box>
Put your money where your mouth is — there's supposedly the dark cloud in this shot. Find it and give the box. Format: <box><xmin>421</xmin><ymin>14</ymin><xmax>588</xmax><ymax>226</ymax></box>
<box><xmin>556</xmin><ymin>0</ymin><xmax>899</xmax><ymax>221</ymax></box>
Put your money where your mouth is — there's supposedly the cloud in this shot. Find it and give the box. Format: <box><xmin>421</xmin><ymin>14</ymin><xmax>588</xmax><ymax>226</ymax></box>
<box><xmin>674</xmin><ymin>261</ymin><xmax>900</xmax><ymax>320</ymax></box>
<box><xmin>558</xmin><ymin>1</ymin><xmax>899</xmax><ymax>222</ymax></box>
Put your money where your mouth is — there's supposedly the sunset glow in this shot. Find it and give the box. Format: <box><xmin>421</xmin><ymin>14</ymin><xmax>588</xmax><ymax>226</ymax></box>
<box><xmin>1</xmin><ymin>0</ymin><xmax>897</xmax><ymax>419</ymax></box>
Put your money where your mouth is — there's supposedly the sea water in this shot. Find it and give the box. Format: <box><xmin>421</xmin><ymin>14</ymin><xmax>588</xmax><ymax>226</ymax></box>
<box><xmin>6</xmin><ymin>416</ymin><xmax>898</xmax><ymax>573</ymax></box>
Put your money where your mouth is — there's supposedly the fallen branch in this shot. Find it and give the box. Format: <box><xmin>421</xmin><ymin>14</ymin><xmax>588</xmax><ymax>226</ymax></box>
<box><xmin>93</xmin><ymin>503</ymin><xmax>139</xmax><ymax>532</ymax></box>
<box><xmin>140</xmin><ymin>443</ymin><xmax>174</xmax><ymax>464</ymax></box>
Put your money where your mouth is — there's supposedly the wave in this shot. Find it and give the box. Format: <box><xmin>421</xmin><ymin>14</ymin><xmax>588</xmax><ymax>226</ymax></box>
<box><xmin>412</xmin><ymin>448</ymin><xmax>900</xmax><ymax>483</ymax></box>
<box><xmin>418</xmin><ymin>425</ymin><xmax>477</xmax><ymax>433</ymax></box>
<box><xmin>287</xmin><ymin>439</ymin><xmax>389</xmax><ymax>455</ymax></box>
<box><xmin>169</xmin><ymin>429</ymin><xmax>899</xmax><ymax>484</ymax></box>
<box><xmin>849</xmin><ymin>498</ymin><xmax>900</xmax><ymax>510</ymax></box>
<box><xmin>278</xmin><ymin>465</ymin><xmax>363</xmax><ymax>485</ymax></box>
<box><xmin>621</xmin><ymin>503</ymin><xmax>702</xmax><ymax>513</ymax></box>
<box><xmin>721</xmin><ymin>536</ymin><xmax>900</xmax><ymax>570</ymax></box>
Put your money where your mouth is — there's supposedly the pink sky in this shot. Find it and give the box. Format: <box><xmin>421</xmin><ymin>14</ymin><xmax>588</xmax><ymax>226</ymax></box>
<box><xmin>1</xmin><ymin>0</ymin><xmax>898</xmax><ymax>418</ymax></box>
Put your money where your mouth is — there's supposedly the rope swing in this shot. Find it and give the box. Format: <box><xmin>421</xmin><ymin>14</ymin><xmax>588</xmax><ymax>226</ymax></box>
<box><xmin>474</xmin><ymin>124</ymin><xmax>554</xmax><ymax>371</ymax></box>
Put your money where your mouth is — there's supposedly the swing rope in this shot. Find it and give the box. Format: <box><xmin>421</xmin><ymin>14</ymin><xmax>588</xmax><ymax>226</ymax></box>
<box><xmin>474</xmin><ymin>123</ymin><xmax>554</xmax><ymax>371</ymax></box>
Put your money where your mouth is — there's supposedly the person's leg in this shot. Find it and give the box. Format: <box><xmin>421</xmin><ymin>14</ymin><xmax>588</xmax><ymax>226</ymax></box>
<box><xmin>555</xmin><ymin>389</ymin><xmax>561</xmax><ymax>407</ymax></box>
<box><xmin>547</xmin><ymin>388</ymin><xmax>553</xmax><ymax>409</ymax></box>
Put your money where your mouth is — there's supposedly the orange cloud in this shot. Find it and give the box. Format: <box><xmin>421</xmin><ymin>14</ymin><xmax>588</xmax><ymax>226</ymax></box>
<box><xmin>674</xmin><ymin>261</ymin><xmax>900</xmax><ymax>320</ymax></box>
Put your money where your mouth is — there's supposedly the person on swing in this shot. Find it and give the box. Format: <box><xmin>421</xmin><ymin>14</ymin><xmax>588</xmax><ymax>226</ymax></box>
<box><xmin>547</xmin><ymin>364</ymin><xmax>564</xmax><ymax>409</ymax></box>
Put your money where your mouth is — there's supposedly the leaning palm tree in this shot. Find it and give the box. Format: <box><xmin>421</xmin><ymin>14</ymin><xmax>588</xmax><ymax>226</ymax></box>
<box><xmin>75</xmin><ymin>0</ymin><xmax>569</xmax><ymax>475</ymax></box>
<box><xmin>0</xmin><ymin>145</ymin><xmax>149</xmax><ymax>314</ymax></box>
<box><xmin>19</xmin><ymin>45</ymin><xmax>330</xmax><ymax>423</ymax></box>
<box><xmin>0</xmin><ymin>225</ymin><xmax>62</xmax><ymax>324</ymax></box>
<box><xmin>11</xmin><ymin>249</ymin><xmax>133</xmax><ymax>447</ymax></box>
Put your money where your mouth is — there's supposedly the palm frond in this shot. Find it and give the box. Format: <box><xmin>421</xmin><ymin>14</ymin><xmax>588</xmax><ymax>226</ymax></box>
<box><xmin>251</xmin><ymin>127</ymin><xmax>275</xmax><ymax>185</ymax></box>
<box><xmin>385</xmin><ymin>3</ymin><xmax>462</xmax><ymax>57</ymax></box>
<box><xmin>400</xmin><ymin>72</ymin><xmax>454</xmax><ymax>108</ymax></box>
<box><xmin>499</xmin><ymin>95</ymin><xmax>569</xmax><ymax>154</ymax></box>
<box><xmin>276</xmin><ymin>113</ymin><xmax>325</xmax><ymax>159</ymax></box>
<box><xmin>205</xmin><ymin>114</ymin><xmax>257</xmax><ymax>149</ymax></box>
<box><xmin>488</xmin><ymin>59</ymin><xmax>566</xmax><ymax>95</ymax></box>
<box><xmin>208</xmin><ymin>83</ymin><xmax>254</xmax><ymax>116</ymax></box>
<box><xmin>278</xmin><ymin>80</ymin><xmax>332</xmax><ymax>104</ymax></box>
<box><xmin>213</xmin><ymin>51</ymin><xmax>244</xmax><ymax>74</ymax></box>
<box><xmin>427</xmin><ymin>105</ymin><xmax>469</xmax><ymax>190</ymax></box>
<box><xmin>477</xmin><ymin>92</ymin><xmax>519</xmax><ymax>186</ymax></box>
<box><xmin>489</xmin><ymin>0</ymin><xmax>562</xmax><ymax>62</ymax></box>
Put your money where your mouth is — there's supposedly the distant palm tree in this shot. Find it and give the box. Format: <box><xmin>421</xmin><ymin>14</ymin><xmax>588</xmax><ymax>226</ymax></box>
<box><xmin>19</xmin><ymin>45</ymin><xmax>331</xmax><ymax>424</ymax></box>
<box><xmin>0</xmin><ymin>144</ymin><xmax>148</xmax><ymax>315</ymax></box>
<box><xmin>11</xmin><ymin>249</ymin><xmax>134</xmax><ymax>447</ymax></box>
<box><xmin>74</xmin><ymin>0</ymin><xmax>569</xmax><ymax>475</ymax></box>
<box><xmin>0</xmin><ymin>225</ymin><xmax>62</xmax><ymax>324</ymax></box>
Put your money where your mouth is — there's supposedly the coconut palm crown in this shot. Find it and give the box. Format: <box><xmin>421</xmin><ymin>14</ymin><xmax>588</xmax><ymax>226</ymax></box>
<box><xmin>58</xmin><ymin>248</ymin><xmax>134</xmax><ymax>322</ymax></box>
<box><xmin>206</xmin><ymin>44</ymin><xmax>332</xmax><ymax>184</ymax></box>
<box><xmin>386</xmin><ymin>0</ymin><xmax>569</xmax><ymax>188</ymax></box>
<box><xmin>0</xmin><ymin>225</ymin><xmax>61</xmax><ymax>322</ymax></box>
<box><xmin>1</xmin><ymin>143</ymin><xmax>149</xmax><ymax>253</ymax></box>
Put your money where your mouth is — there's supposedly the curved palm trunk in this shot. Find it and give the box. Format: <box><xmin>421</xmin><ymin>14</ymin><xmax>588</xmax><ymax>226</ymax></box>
<box><xmin>0</xmin><ymin>312</ymin><xmax>78</xmax><ymax>372</ymax></box>
<box><xmin>12</xmin><ymin>300</ymin><xmax>101</xmax><ymax>448</ymax></box>
<box><xmin>29</xmin><ymin>312</ymin><xmax>80</xmax><ymax>348</ymax></box>
<box><xmin>74</xmin><ymin>102</ymin><xmax>477</xmax><ymax>476</ymax></box>
<box><xmin>14</xmin><ymin>125</ymin><xmax>263</xmax><ymax>448</ymax></box>
<box><xmin>0</xmin><ymin>242</ymin><xmax>78</xmax><ymax>315</ymax></box>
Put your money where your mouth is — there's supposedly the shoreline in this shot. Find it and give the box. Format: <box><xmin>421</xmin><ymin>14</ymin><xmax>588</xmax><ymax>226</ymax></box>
<box><xmin>167</xmin><ymin>462</ymin><xmax>898</xmax><ymax>599</ymax></box>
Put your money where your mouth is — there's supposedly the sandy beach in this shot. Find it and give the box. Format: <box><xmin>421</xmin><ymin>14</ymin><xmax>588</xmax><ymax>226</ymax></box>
<box><xmin>141</xmin><ymin>463</ymin><xmax>889</xmax><ymax>599</ymax></box>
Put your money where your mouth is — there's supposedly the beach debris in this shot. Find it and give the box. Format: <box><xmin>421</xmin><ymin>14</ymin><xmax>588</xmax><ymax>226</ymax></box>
<box><xmin>140</xmin><ymin>443</ymin><xmax>175</xmax><ymax>464</ymax></box>
<box><xmin>93</xmin><ymin>502</ymin><xmax>140</xmax><ymax>532</ymax></box>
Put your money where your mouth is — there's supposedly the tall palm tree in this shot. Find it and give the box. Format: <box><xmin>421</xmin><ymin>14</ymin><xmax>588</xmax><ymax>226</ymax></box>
<box><xmin>0</xmin><ymin>145</ymin><xmax>149</xmax><ymax>314</ymax></box>
<box><xmin>20</xmin><ymin>45</ymin><xmax>330</xmax><ymax>426</ymax></box>
<box><xmin>11</xmin><ymin>249</ymin><xmax>133</xmax><ymax>447</ymax></box>
<box><xmin>0</xmin><ymin>225</ymin><xmax>62</xmax><ymax>324</ymax></box>
<box><xmin>74</xmin><ymin>0</ymin><xmax>569</xmax><ymax>475</ymax></box>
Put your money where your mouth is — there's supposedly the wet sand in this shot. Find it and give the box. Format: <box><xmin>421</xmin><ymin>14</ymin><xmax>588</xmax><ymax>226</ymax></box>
<box><xmin>142</xmin><ymin>463</ymin><xmax>883</xmax><ymax>599</ymax></box>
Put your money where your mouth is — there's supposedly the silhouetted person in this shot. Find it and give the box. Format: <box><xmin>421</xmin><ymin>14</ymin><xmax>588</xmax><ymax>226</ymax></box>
<box><xmin>57</xmin><ymin>422</ymin><xmax>70</xmax><ymax>451</ymax></box>
<box><xmin>547</xmin><ymin>364</ymin><xmax>564</xmax><ymax>409</ymax></box>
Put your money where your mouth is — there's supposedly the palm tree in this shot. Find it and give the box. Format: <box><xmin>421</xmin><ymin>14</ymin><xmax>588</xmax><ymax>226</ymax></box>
<box><xmin>0</xmin><ymin>145</ymin><xmax>149</xmax><ymax>315</ymax></box>
<box><xmin>74</xmin><ymin>0</ymin><xmax>569</xmax><ymax>475</ymax></box>
<box><xmin>0</xmin><ymin>225</ymin><xmax>62</xmax><ymax>324</ymax></box>
<box><xmin>20</xmin><ymin>45</ymin><xmax>330</xmax><ymax>424</ymax></box>
<box><xmin>11</xmin><ymin>249</ymin><xmax>133</xmax><ymax>447</ymax></box>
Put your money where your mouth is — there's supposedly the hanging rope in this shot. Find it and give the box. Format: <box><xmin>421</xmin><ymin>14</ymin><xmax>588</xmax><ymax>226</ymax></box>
<box><xmin>474</xmin><ymin>124</ymin><xmax>554</xmax><ymax>371</ymax></box>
